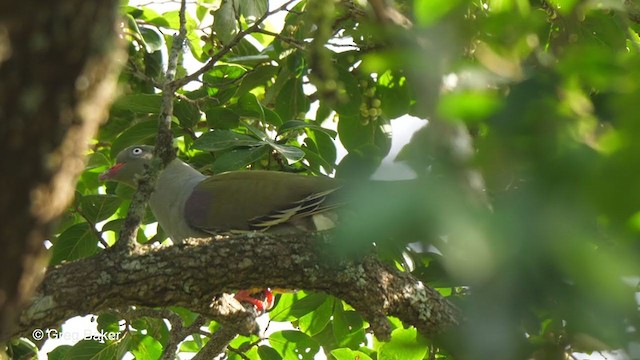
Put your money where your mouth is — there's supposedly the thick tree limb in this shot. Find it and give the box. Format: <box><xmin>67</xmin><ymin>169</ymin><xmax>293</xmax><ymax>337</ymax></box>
<box><xmin>17</xmin><ymin>233</ymin><xmax>460</xmax><ymax>342</ymax></box>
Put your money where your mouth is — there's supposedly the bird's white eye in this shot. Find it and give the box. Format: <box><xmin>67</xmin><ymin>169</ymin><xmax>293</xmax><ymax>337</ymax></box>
<box><xmin>131</xmin><ymin>147</ymin><xmax>144</xmax><ymax>156</ymax></box>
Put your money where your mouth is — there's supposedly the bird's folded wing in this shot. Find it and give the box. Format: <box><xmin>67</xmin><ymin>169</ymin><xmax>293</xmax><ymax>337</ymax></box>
<box><xmin>184</xmin><ymin>170</ymin><xmax>343</xmax><ymax>233</ymax></box>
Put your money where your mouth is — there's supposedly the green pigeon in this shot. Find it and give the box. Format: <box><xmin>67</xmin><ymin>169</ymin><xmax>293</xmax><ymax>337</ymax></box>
<box><xmin>100</xmin><ymin>145</ymin><xmax>348</xmax><ymax>311</ymax></box>
<box><xmin>99</xmin><ymin>145</ymin><xmax>344</xmax><ymax>244</ymax></box>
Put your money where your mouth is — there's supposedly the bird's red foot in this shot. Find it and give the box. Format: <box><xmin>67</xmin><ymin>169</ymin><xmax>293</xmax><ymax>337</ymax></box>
<box><xmin>235</xmin><ymin>289</ymin><xmax>274</xmax><ymax>313</ymax></box>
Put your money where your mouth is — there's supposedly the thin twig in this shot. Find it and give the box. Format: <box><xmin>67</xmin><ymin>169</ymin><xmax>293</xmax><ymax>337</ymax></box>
<box><xmin>113</xmin><ymin>0</ymin><xmax>188</xmax><ymax>252</ymax></box>
<box><xmin>75</xmin><ymin>208</ymin><xmax>110</xmax><ymax>248</ymax></box>
<box><xmin>255</xmin><ymin>28</ymin><xmax>306</xmax><ymax>51</ymax></box>
<box><xmin>191</xmin><ymin>326</ymin><xmax>239</xmax><ymax>360</ymax></box>
<box><xmin>170</xmin><ymin>0</ymin><xmax>299</xmax><ymax>89</ymax></box>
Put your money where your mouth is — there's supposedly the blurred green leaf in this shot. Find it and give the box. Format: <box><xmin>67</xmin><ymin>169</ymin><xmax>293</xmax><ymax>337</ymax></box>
<box><xmin>193</xmin><ymin>130</ymin><xmax>263</xmax><ymax>152</ymax></box>
<box><xmin>110</xmin><ymin>120</ymin><xmax>158</xmax><ymax>157</ymax></box>
<box><xmin>112</xmin><ymin>94</ymin><xmax>162</xmax><ymax>113</ymax></box>
<box><xmin>239</xmin><ymin>0</ymin><xmax>268</xmax><ymax>24</ymax></box>
<box><xmin>414</xmin><ymin>0</ymin><xmax>463</xmax><ymax>26</ymax></box>
<box><xmin>213</xmin><ymin>0</ymin><xmax>239</xmax><ymax>44</ymax></box>
<box><xmin>206</xmin><ymin>107</ymin><xmax>241</xmax><ymax>129</ymax></box>
<box><xmin>276</xmin><ymin>77</ymin><xmax>309</xmax><ymax>122</ymax></box>
<box><xmin>438</xmin><ymin>91</ymin><xmax>502</xmax><ymax>122</ymax></box>
<box><xmin>333</xmin><ymin>66</ymin><xmax>362</xmax><ymax>117</ymax></box>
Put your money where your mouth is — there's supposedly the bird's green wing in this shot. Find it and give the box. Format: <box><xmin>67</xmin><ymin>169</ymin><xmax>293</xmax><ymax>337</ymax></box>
<box><xmin>184</xmin><ymin>170</ymin><xmax>343</xmax><ymax>233</ymax></box>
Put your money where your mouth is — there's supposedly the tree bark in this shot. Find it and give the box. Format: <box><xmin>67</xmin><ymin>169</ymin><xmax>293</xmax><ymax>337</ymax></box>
<box><xmin>0</xmin><ymin>0</ymin><xmax>122</xmax><ymax>338</ymax></box>
<box><xmin>16</xmin><ymin>233</ymin><xmax>461</xmax><ymax>341</ymax></box>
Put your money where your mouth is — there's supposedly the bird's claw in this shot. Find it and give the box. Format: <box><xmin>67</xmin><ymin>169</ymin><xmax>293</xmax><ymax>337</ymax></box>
<box><xmin>235</xmin><ymin>289</ymin><xmax>274</xmax><ymax>313</ymax></box>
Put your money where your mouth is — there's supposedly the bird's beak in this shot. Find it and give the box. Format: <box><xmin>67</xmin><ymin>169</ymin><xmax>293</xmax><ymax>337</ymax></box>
<box><xmin>99</xmin><ymin>163</ymin><xmax>125</xmax><ymax>181</ymax></box>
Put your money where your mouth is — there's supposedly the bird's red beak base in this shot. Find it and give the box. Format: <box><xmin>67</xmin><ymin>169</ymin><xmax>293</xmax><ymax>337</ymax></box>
<box><xmin>99</xmin><ymin>163</ymin><xmax>125</xmax><ymax>181</ymax></box>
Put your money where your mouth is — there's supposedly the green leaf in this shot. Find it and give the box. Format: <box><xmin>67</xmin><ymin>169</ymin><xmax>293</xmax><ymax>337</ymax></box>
<box><xmin>139</xmin><ymin>26</ymin><xmax>164</xmax><ymax>52</ymax></box>
<box><xmin>258</xmin><ymin>345</ymin><xmax>283</xmax><ymax>360</ymax></box>
<box><xmin>264</xmin><ymin>108</ymin><xmax>284</xmax><ymax>127</ymax></box>
<box><xmin>333</xmin><ymin>303</ymin><xmax>366</xmax><ymax>349</ymax></box>
<box><xmin>269</xmin><ymin>330</ymin><xmax>320</xmax><ymax>360</ymax></box>
<box><xmin>277</xmin><ymin>120</ymin><xmax>337</xmax><ymax>138</ymax></box>
<box><xmin>111</xmin><ymin>94</ymin><xmax>162</xmax><ymax>113</ymax></box>
<box><xmin>311</xmin><ymin>130</ymin><xmax>337</xmax><ymax>166</ymax></box>
<box><xmin>266</xmin><ymin>141</ymin><xmax>305</xmax><ymax>163</ymax></box>
<box><xmin>301</xmin><ymin>143</ymin><xmax>335</xmax><ymax>173</ymax></box>
<box><xmin>377</xmin><ymin>70</ymin><xmax>411</xmax><ymax>119</ymax></box>
<box><xmin>132</xmin><ymin>317</ymin><xmax>170</xmax><ymax>345</ymax></box>
<box><xmin>269</xmin><ymin>293</ymin><xmax>298</xmax><ymax>322</ymax></box>
<box><xmin>193</xmin><ymin>130</ymin><xmax>264</xmax><ymax>152</ymax></box>
<box><xmin>239</xmin><ymin>0</ymin><xmax>268</xmax><ymax>24</ymax></box>
<box><xmin>331</xmin><ymin>348</ymin><xmax>373</xmax><ymax>360</ymax></box>
<box><xmin>50</xmin><ymin>223</ymin><xmax>99</xmax><ymax>265</ymax></box>
<box><xmin>289</xmin><ymin>292</ymin><xmax>329</xmax><ymax>317</ymax></box>
<box><xmin>337</xmin><ymin>115</ymin><xmax>391</xmax><ymax>156</ymax></box>
<box><xmin>237</xmin><ymin>65</ymin><xmax>279</xmax><ymax>98</ymax></box>
<box><xmin>236</xmin><ymin>92</ymin><xmax>265</xmax><ymax>120</ymax></box>
<box><xmin>97</xmin><ymin>313</ymin><xmax>121</xmax><ymax>334</ymax></box>
<box><xmin>79</xmin><ymin>195</ymin><xmax>122</xmax><ymax>223</ymax></box>
<box><xmin>159</xmin><ymin>10</ymin><xmax>197</xmax><ymax>30</ymax></box>
<box><xmin>131</xmin><ymin>334</ymin><xmax>163</xmax><ymax>360</ymax></box>
<box><xmin>169</xmin><ymin>306</ymin><xmax>201</xmax><ymax>327</ymax></box>
<box><xmin>270</xmin><ymin>292</ymin><xmax>330</xmax><ymax>323</ymax></box>
<box><xmin>213</xmin><ymin>0</ymin><xmax>239</xmax><ymax>44</ymax></box>
<box><xmin>437</xmin><ymin>91</ymin><xmax>501</xmax><ymax>122</ymax></box>
<box><xmin>63</xmin><ymin>340</ymin><xmax>116</xmax><ymax>360</ymax></box>
<box><xmin>174</xmin><ymin>99</ymin><xmax>201</xmax><ymax>128</ymax></box>
<box><xmin>333</xmin><ymin>67</ymin><xmax>362</xmax><ymax>117</ymax></box>
<box><xmin>299</xmin><ymin>296</ymin><xmax>334</xmax><ymax>336</ymax></box>
<box><xmin>212</xmin><ymin>145</ymin><xmax>269</xmax><ymax>172</ymax></box>
<box><xmin>47</xmin><ymin>345</ymin><xmax>72</xmax><ymax>360</ymax></box>
<box><xmin>378</xmin><ymin>328</ymin><xmax>429</xmax><ymax>360</ymax></box>
<box><xmin>206</xmin><ymin>106</ymin><xmax>240</xmax><ymax>129</ymax></box>
<box><xmin>86</xmin><ymin>152</ymin><xmax>111</xmax><ymax>171</ymax></box>
<box><xmin>414</xmin><ymin>0</ymin><xmax>463</xmax><ymax>26</ymax></box>
<box><xmin>203</xmin><ymin>65</ymin><xmax>246</xmax><ymax>86</ymax></box>
<box><xmin>276</xmin><ymin>77</ymin><xmax>309</xmax><ymax>122</ymax></box>
<box><xmin>545</xmin><ymin>0</ymin><xmax>580</xmax><ymax>14</ymax></box>
<box><xmin>110</xmin><ymin>120</ymin><xmax>158</xmax><ymax>157</ymax></box>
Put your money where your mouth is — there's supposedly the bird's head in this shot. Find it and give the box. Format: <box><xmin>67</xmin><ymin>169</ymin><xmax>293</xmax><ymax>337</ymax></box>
<box><xmin>99</xmin><ymin>145</ymin><xmax>154</xmax><ymax>187</ymax></box>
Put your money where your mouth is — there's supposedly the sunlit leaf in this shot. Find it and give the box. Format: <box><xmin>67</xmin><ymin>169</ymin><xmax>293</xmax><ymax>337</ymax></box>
<box><xmin>50</xmin><ymin>223</ymin><xmax>99</xmax><ymax>265</ymax></box>
<box><xmin>269</xmin><ymin>330</ymin><xmax>320</xmax><ymax>360</ymax></box>
<box><xmin>79</xmin><ymin>195</ymin><xmax>122</xmax><ymax>223</ymax></box>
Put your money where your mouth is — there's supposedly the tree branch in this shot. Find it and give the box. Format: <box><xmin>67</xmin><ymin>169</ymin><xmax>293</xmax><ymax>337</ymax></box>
<box><xmin>17</xmin><ymin>233</ymin><xmax>460</xmax><ymax>342</ymax></box>
<box><xmin>170</xmin><ymin>0</ymin><xmax>299</xmax><ymax>89</ymax></box>
<box><xmin>114</xmin><ymin>0</ymin><xmax>188</xmax><ymax>252</ymax></box>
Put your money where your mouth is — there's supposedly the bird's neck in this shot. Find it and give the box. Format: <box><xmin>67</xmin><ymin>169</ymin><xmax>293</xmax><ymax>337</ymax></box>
<box><xmin>156</xmin><ymin>158</ymin><xmax>206</xmax><ymax>190</ymax></box>
<box><xmin>148</xmin><ymin>159</ymin><xmax>207</xmax><ymax>241</ymax></box>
